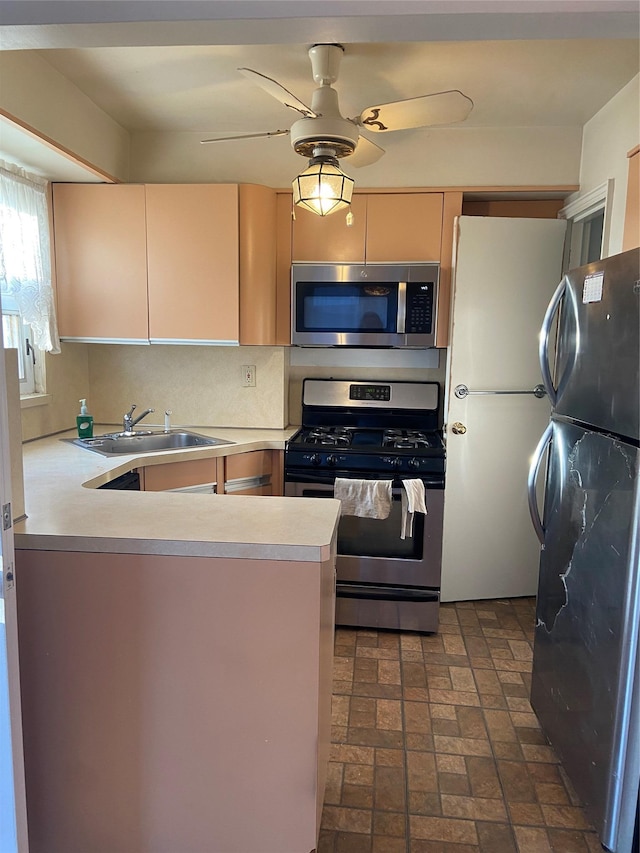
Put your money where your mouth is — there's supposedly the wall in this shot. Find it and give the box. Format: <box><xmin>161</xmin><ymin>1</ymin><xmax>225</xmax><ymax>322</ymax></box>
<box><xmin>128</xmin><ymin>126</ymin><xmax>582</xmax><ymax>188</ymax></box>
<box><xmin>21</xmin><ymin>343</ymin><xmax>90</xmax><ymax>442</ymax></box>
<box><xmin>288</xmin><ymin>349</ymin><xmax>444</xmax><ymax>426</ymax></box>
<box><xmin>86</xmin><ymin>344</ymin><xmax>288</xmax><ymax>430</ymax></box>
<box><xmin>568</xmin><ymin>73</ymin><xmax>639</xmax><ymax>255</ymax></box>
<box><xmin>0</xmin><ymin>52</ymin><xmax>129</xmax><ymax>181</ymax></box>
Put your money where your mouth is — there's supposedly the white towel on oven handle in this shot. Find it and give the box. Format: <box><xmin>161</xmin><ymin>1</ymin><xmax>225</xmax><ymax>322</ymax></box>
<box><xmin>400</xmin><ymin>478</ymin><xmax>427</xmax><ymax>539</ymax></box>
<box><xmin>334</xmin><ymin>478</ymin><xmax>393</xmax><ymax>519</ymax></box>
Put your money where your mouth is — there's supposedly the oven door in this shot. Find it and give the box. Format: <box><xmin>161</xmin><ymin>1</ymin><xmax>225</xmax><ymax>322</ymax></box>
<box><xmin>286</xmin><ymin>470</ymin><xmax>443</xmax><ymax>632</ymax></box>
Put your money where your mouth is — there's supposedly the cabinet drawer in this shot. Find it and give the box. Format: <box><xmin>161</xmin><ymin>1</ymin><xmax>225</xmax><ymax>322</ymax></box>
<box><xmin>143</xmin><ymin>457</ymin><xmax>222</xmax><ymax>491</ymax></box>
<box><xmin>225</xmin><ymin>450</ymin><xmax>273</xmax><ymax>481</ymax></box>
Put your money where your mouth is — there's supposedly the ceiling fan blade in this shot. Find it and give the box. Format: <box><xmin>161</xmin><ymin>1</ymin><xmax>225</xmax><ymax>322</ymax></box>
<box><xmin>357</xmin><ymin>89</ymin><xmax>474</xmax><ymax>133</ymax></box>
<box><xmin>200</xmin><ymin>129</ymin><xmax>289</xmax><ymax>144</ymax></box>
<box><xmin>348</xmin><ymin>136</ymin><xmax>385</xmax><ymax>168</ymax></box>
<box><xmin>238</xmin><ymin>68</ymin><xmax>317</xmax><ymax>118</ymax></box>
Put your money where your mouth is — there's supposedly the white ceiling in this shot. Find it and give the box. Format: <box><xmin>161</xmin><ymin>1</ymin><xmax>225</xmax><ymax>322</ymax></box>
<box><xmin>35</xmin><ymin>40</ymin><xmax>639</xmax><ymax>135</ymax></box>
<box><xmin>0</xmin><ymin>1</ymin><xmax>638</xmax><ymax>182</ymax></box>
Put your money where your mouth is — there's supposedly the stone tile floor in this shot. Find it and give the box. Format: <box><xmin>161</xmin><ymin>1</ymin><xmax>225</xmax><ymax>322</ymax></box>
<box><xmin>318</xmin><ymin>597</ymin><xmax>602</xmax><ymax>853</ymax></box>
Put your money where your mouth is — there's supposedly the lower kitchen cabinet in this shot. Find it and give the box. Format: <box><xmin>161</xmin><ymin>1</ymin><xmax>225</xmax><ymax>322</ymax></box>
<box><xmin>15</xmin><ymin>547</ymin><xmax>335</xmax><ymax>852</ymax></box>
<box><xmin>224</xmin><ymin>450</ymin><xmax>283</xmax><ymax>496</ymax></box>
<box><xmin>141</xmin><ymin>451</ymin><xmax>284</xmax><ymax>495</ymax></box>
<box><xmin>141</xmin><ymin>457</ymin><xmax>223</xmax><ymax>492</ymax></box>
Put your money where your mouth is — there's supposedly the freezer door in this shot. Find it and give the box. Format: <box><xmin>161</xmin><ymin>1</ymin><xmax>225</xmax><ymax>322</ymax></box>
<box><xmin>553</xmin><ymin>247</ymin><xmax>640</xmax><ymax>440</ymax></box>
<box><xmin>531</xmin><ymin>419</ymin><xmax>640</xmax><ymax>851</ymax></box>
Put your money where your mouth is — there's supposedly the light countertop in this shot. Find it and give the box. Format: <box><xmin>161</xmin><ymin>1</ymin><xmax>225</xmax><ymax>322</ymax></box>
<box><xmin>15</xmin><ymin>425</ymin><xmax>340</xmax><ymax>563</ymax></box>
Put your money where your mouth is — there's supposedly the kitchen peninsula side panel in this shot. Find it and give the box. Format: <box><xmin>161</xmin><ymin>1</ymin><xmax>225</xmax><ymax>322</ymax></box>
<box><xmin>16</xmin><ymin>549</ymin><xmax>335</xmax><ymax>853</ymax></box>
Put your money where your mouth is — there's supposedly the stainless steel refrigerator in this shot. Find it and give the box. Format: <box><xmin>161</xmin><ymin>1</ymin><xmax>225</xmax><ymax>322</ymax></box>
<box><xmin>528</xmin><ymin>248</ymin><xmax>640</xmax><ymax>853</ymax></box>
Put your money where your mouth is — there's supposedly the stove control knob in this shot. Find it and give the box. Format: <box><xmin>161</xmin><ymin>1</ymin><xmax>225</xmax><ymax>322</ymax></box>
<box><xmin>309</xmin><ymin>453</ymin><xmax>322</xmax><ymax>466</ymax></box>
<box><xmin>408</xmin><ymin>457</ymin><xmax>421</xmax><ymax>469</ymax></box>
<box><xmin>326</xmin><ymin>454</ymin><xmax>339</xmax><ymax>467</ymax></box>
<box><xmin>392</xmin><ymin>457</ymin><xmax>403</xmax><ymax>469</ymax></box>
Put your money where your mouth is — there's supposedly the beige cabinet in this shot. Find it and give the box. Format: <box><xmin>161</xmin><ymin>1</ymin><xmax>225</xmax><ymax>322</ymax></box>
<box><xmin>53</xmin><ymin>183</ymin><xmax>280</xmax><ymax>345</ymax></box>
<box><xmin>142</xmin><ymin>457</ymin><xmax>223</xmax><ymax>492</ymax></box>
<box><xmin>291</xmin><ymin>192</ymin><xmax>443</xmax><ymax>263</ymax></box>
<box><xmin>224</xmin><ymin>450</ymin><xmax>283</xmax><ymax>496</ymax></box>
<box><xmin>291</xmin><ymin>194</ymin><xmax>367</xmax><ymax>262</ymax></box>
<box><xmin>284</xmin><ymin>190</ymin><xmax>461</xmax><ymax>346</ymax></box>
<box><xmin>239</xmin><ymin>184</ymin><xmax>280</xmax><ymax>345</ymax></box>
<box><xmin>53</xmin><ymin>184</ymin><xmax>149</xmax><ymax>343</ymax></box>
<box><xmin>146</xmin><ymin>184</ymin><xmax>239</xmax><ymax>344</ymax></box>
<box><xmin>142</xmin><ymin>451</ymin><xmax>284</xmax><ymax>496</ymax></box>
<box><xmin>365</xmin><ymin>193</ymin><xmax>443</xmax><ymax>261</ymax></box>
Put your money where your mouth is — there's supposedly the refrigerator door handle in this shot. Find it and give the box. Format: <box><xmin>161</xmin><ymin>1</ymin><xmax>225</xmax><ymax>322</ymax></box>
<box><xmin>528</xmin><ymin>423</ymin><xmax>553</xmax><ymax>546</ymax></box>
<box><xmin>539</xmin><ymin>277</ymin><xmax>566</xmax><ymax>407</ymax></box>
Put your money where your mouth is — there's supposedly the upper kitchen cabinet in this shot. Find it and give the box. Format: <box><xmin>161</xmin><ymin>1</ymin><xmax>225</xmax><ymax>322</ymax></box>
<box><xmin>290</xmin><ymin>193</ymin><xmax>444</xmax><ymax>263</ymax></box>
<box><xmin>53</xmin><ymin>183</ymin><xmax>280</xmax><ymax>346</ymax></box>
<box><xmin>146</xmin><ymin>184</ymin><xmax>239</xmax><ymax>344</ymax></box>
<box><xmin>239</xmin><ymin>184</ymin><xmax>279</xmax><ymax>346</ymax></box>
<box><xmin>286</xmin><ymin>190</ymin><xmax>461</xmax><ymax>346</ymax></box>
<box><xmin>291</xmin><ymin>194</ymin><xmax>367</xmax><ymax>262</ymax></box>
<box><xmin>365</xmin><ymin>193</ymin><xmax>443</xmax><ymax>262</ymax></box>
<box><xmin>53</xmin><ymin>184</ymin><xmax>149</xmax><ymax>343</ymax></box>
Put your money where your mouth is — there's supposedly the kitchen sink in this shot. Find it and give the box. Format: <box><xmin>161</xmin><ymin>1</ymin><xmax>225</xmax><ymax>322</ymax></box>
<box><xmin>69</xmin><ymin>430</ymin><xmax>234</xmax><ymax>456</ymax></box>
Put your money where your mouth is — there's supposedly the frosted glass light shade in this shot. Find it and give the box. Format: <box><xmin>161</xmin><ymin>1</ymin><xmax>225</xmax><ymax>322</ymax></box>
<box><xmin>292</xmin><ymin>158</ymin><xmax>354</xmax><ymax>216</ymax></box>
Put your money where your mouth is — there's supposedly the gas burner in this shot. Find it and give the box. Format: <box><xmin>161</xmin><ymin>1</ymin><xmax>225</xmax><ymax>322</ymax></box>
<box><xmin>304</xmin><ymin>427</ymin><xmax>353</xmax><ymax>447</ymax></box>
<box><xmin>382</xmin><ymin>429</ymin><xmax>433</xmax><ymax>449</ymax></box>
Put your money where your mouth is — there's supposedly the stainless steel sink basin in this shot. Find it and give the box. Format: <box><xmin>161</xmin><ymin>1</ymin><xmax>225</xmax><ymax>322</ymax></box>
<box><xmin>69</xmin><ymin>430</ymin><xmax>233</xmax><ymax>457</ymax></box>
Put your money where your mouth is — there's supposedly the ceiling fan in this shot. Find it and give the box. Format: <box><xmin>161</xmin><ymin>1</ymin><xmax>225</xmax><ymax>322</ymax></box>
<box><xmin>201</xmin><ymin>43</ymin><xmax>474</xmax><ymax>168</ymax></box>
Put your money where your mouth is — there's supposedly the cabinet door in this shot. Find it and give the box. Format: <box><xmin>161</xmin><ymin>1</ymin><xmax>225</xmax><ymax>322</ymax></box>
<box><xmin>365</xmin><ymin>193</ymin><xmax>443</xmax><ymax>262</ymax></box>
<box><xmin>275</xmin><ymin>192</ymin><xmax>293</xmax><ymax>346</ymax></box>
<box><xmin>239</xmin><ymin>185</ymin><xmax>277</xmax><ymax>345</ymax></box>
<box><xmin>291</xmin><ymin>195</ymin><xmax>367</xmax><ymax>262</ymax></box>
<box><xmin>143</xmin><ymin>457</ymin><xmax>222</xmax><ymax>492</ymax></box>
<box><xmin>224</xmin><ymin>450</ymin><xmax>278</xmax><ymax>496</ymax></box>
<box><xmin>53</xmin><ymin>184</ymin><xmax>148</xmax><ymax>342</ymax></box>
<box><xmin>146</xmin><ymin>184</ymin><xmax>239</xmax><ymax>344</ymax></box>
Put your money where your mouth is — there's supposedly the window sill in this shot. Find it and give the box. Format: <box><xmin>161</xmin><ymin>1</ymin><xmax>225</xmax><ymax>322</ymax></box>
<box><xmin>20</xmin><ymin>393</ymin><xmax>51</xmax><ymax>409</ymax></box>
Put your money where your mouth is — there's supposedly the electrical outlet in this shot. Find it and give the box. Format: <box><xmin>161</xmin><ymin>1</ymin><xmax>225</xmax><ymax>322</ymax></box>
<box><xmin>242</xmin><ymin>364</ymin><xmax>256</xmax><ymax>387</ymax></box>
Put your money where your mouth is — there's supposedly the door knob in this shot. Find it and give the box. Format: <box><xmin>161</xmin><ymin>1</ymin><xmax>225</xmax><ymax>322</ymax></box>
<box><xmin>451</xmin><ymin>422</ymin><xmax>467</xmax><ymax>435</ymax></box>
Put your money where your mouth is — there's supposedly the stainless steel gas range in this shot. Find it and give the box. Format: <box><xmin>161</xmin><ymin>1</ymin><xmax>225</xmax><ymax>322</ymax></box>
<box><xmin>284</xmin><ymin>379</ymin><xmax>445</xmax><ymax>633</ymax></box>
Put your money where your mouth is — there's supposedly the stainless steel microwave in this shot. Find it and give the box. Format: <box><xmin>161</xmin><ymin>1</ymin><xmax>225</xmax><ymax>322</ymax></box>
<box><xmin>291</xmin><ymin>263</ymin><xmax>439</xmax><ymax>347</ymax></box>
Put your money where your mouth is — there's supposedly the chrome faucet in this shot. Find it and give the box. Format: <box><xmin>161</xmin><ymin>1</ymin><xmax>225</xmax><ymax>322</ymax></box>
<box><xmin>123</xmin><ymin>404</ymin><xmax>155</xmax><ymax>433</ymax></box>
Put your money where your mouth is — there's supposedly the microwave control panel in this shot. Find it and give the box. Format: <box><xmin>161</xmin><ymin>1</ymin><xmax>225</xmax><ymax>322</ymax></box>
<box><xmin>406</xmin><ymin>282</ymin><xmax>435</xmax><ymax>334</ymax></box>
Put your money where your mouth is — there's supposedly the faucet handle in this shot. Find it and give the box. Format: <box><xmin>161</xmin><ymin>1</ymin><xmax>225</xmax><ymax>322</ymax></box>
<box><xmin>126</xmin><ymin>404</ymin><xmax>136</xmax><ymax>417</ymax></box>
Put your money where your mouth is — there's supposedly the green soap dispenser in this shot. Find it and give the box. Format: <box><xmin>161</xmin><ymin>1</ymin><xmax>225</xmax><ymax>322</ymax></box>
<box><xmin>77</xmin><ymin>399</ymin><xmax>93</xmax><ymax>438</ymax></box>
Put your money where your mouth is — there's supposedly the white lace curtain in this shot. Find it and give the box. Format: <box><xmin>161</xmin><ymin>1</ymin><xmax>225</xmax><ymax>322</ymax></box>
<box><xmin>0</xmin><ymin>160</ymin><xmax>60</xmax><ymax>353</ymax></box>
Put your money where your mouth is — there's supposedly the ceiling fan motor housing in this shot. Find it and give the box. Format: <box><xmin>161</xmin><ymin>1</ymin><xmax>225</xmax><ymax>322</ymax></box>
<box><xmin>290</xmin><ymin>82</ymin><xmax>359</xmax><ymax>159</ymax></box>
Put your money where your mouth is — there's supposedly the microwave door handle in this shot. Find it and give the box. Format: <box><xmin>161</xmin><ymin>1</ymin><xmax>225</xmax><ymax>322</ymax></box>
<box><xmin>397</xmin><ymin>281</ymin><xmax>407</xmax><ymax>334</ymax></box>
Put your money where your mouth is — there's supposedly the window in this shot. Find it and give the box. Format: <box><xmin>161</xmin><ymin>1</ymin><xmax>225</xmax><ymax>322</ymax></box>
<box><xmin>1</xmin><ymin>295</ymin><xmax>36</xmax><ymax>395</ymax></box>
<box><xmin>560</xmin><ymin>179</ymin><xmax>614</xmax><ymax>272</ymax></box>
<box><xmin>0</xmin><ymin>161</ymin><xmax>60</xmax><ymax>397</ymax></box>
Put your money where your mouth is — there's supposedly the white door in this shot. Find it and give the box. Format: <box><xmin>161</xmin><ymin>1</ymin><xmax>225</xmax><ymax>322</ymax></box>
<box><xmin>441</xmin><ymin>216</ymin><xmax>566</xmax><ymax>602</ymax></box>
<box><xmin>0</xmin><ymin>334</ymin><xmax>28</xmax><ymax>849</ymax></box>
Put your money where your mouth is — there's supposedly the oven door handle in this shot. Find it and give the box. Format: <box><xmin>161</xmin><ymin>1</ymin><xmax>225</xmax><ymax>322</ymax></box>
<box><xmin>285</xmin><ymin>471</ymin><xmax>445</xmax><ymax>488</ymax></box>
<box><xmin>337</xmin><ymin>582</ymin><xmax>439</xmax><ymax>603</ymax></box>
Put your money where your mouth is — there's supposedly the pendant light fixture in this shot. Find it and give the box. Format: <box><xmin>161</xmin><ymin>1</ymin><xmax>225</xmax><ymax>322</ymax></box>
<box><xmin>292</xmin><ymin>146</ymin><xmax>354</xmax><ymax>217</ymax></box>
